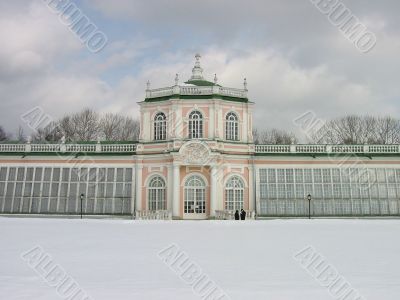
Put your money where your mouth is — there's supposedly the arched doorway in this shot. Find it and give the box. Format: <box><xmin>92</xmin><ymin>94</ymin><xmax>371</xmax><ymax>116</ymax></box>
<box><xmin>184</xmin><ymin>175</ymin><xmax>206</xmax><ymax>219</ymax></box>
<box><xmin>225</xmin><ymin>176</ymin><xmax>244</xmax><ymax>211</ymax></box>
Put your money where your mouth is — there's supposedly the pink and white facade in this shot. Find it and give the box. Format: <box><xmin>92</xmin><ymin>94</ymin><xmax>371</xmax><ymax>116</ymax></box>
<box><xmin>135</xmin><ymin>54</ymin><xmax>255</xmax><ymax>219</ymax></box>
<box><xmin>1</xmin><ymin>55</ymin><xmax>400</xmax><ymax>219</ymax></box>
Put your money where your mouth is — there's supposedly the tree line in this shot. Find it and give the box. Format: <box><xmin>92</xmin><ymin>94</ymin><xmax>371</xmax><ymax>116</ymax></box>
<box><xmin>0</xmin><ymin>109</ymin><xmax>140</xmax><ymax>143</ymax></box>
<box><xmin>1</xmin><ymin>111</ymin><xmax>400</xmax><ymax>144</ymax></box>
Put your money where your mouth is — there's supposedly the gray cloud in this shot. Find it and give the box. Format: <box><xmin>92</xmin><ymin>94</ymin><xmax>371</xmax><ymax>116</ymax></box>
<box><xmin>0</xmin><ymin>0</ymin><xmax>399</xmax><ymax>140</ymax></box>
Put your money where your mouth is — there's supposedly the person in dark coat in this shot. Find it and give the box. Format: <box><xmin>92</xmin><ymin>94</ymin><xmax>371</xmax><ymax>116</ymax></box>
<box><xmin>240</xmin><ymin>209</ymin><xmax>246</xmax><ymax>220</ymax></box>
<box><xmin>234</xmin><ymin>210</ymin><xmax>240</xmax><ymax>220</ymax></box>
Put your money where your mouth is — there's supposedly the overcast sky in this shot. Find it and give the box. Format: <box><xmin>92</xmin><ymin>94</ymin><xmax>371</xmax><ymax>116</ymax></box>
<box><xmin>0</xmin><ymin>0</ymin><xmax>399</xmax><ymax>139</ymax></box>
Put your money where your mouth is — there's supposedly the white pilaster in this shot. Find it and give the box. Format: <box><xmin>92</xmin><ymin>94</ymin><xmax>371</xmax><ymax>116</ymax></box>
<box><xmin>209</xmin><ymin>102</ymin><xmax>215</xmax><ymax>139</ymax></box>
<box><xmin>210</xmin><ymin>165</ymin><xmax>218</xmax><ymax>217</ymax></box>
<box><xmin>167</xmin><ymin>165</ymin><xmax>173</xmax><ymax>212</ymax></box>
<box><xmin>135</xmin><ymin>164</ymin><xmax>143</xmax><ymax>213</ymax></box>
<box><xmin>243</xmin><ymin>106</ymin><xmax>248</xmax><ymax>143</ymax></box>
<box><xmin>172</xmin><ymin>164</ymin><xmax>180</xmax><ymax>218</ymax></box>
<box><xmin>248</xmin><ymin>165</ymin><xmax>254</xmax><ymax>211</ymax></box>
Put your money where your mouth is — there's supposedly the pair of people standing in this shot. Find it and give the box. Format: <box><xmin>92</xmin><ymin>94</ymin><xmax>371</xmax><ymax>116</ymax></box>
<box><xmin>234</xmin><ymin>209</ymin><xmax>246</xmax><ymax>220</ymax></box>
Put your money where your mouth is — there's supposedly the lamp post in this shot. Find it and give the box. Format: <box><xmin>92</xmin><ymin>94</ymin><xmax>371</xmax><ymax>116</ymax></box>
<box><xmin>80</xmin><ymin>193</ymin><xmax>84</xmax><ymax>219</ymax></box>
<box><xmin>307</xmin><ymin>194</ymin><xmax>312</xmax><ymax>220</ymax></box>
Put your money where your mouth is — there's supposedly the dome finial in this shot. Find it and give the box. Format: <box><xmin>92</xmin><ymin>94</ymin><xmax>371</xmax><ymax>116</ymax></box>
<box><xmin>189</xmin><ymin>53</ymin><xmax>204</xmax><ymax>81</ymax></box>
<box><xmin>146</xmin><ymin>80</ymin><xmax>151</xmax><ymax>91</ymax></box>
<box><xmin>243</xmin><ymin>78</ymin><xmax>248</xmax><ymax>91</ymax></box>
<box><xmin>175</xmin><ymin>73</ymin><xmax>179</xmax><ymax>86</ymax></box>
<box><xmin>214</xmin><ymin>74</ymin><xmax>218</xmax><ymax>84</ymax></box>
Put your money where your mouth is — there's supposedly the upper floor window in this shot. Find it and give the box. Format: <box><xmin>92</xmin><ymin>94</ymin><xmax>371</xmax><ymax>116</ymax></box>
<box><xmin>226</xmin><ymin>112</ymin><xmax>239</xmax><ymax>141</ymax></box>
<box><xmin>154</xmin><ymin>112</ymin><xmax>167</xmax><ymax>141</ymax></box>
<box><xmin>189</xmin><ymin>111</ymin><xmax>203</xmax><ymax>139</ymax></box>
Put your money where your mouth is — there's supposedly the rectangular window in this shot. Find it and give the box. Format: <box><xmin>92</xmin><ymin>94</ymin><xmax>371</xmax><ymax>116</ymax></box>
<box><xmin>8</xmin><ymin>168</ymin><xmax>16</xmax><ymax>181</ymax></box>
<box><xmin>322</xmin><ymin>169</ymin><xmax>331</xmax><ymax>183</ymax></box>
<box><xmin>62</xmin><ymin>169</ymin><xmax>70</xmax><ymax>182</ymax></box>
<box><xmin>377</xmin><ymin>169</ymin><xmax>386</xmax><ymax>183</ymax></box>
<box><xmin>332</xmin><ymin>169</ymin><xmax>341</xmax><ymax>183</ymax></box>
<box><xmin>295</xmin><ymin>169</ymin><xmax>303</xmax><ymax>183</ymax></box>
<box><xmin>89</xmin><ymin>168</ymin><xmax>97</xmax><ymax>183</ymax></box>
<box><xmin>26</xmin><ymin>168</ymin><xmax>34</xmax><ymax>181</ymax></box>
<box><xmin>125</xmin><ymin>169</ymin><xmax>133</xmax><ymax>182</ymax></box>
<box><xmin>116</xmin><ymin>169</ymin><xmax>124</xmax><ymax>182</ymax></box>
<box><xmin>286</xmin><ymin>169</ymin><xmax>294</xmax><ymax>183</ymax></box>
<box><xmin>267</xmin><ymin>169</ymin><xmax>276</xmax><ymax>183</ymax></box>
<box><xmin>387</xmin><ymin>169</ymin><xmax>396</xmax><ymax>183</ymax></box>
<box><xmin>52</xmin><ymin>168</ymin><xmax>60</xmax><ymax>182</ymax></box>
<box><xmin>17</xmin><ymin>168</ymin><xmax>25</xmax><ymax>181</ymax></box>
<box><xmin>341</xmin><ymin>169</ymin><xmax>350</xmax><ymax>183</ymax></box>
<box><xmin>295</xmin><ymin>184</ymin><xmax>304</xmax><ymax>198</ymax></box>
<box><xmin>35</xmin><ymin>168</ymin><xmax>43</xmax><ymax>182</ymax></box>
<box><xmin>44</xmin><ymin>168</ymin><xmax>52</xmax><ymax>181</ymax></box>
<box><xmin>259</xmin><ymin>169</ymin><xmax>267</xmax><ymax>183</ymax></box>
<box><xmin>286</xmin><ymin>184</ymin><xmax>294</xmax><ymax>199</ymax></box>
<box><xmin>277</xmin><ymin>169</ymin><xmax>285</xmax><ymax>183</ymax></box>
<box><xmin>314</xmin><ymin>184</ymin><xmax>323</xmax><ymax>198</ymax></box>
<box><xmin>324</xmin><ymin>184</ymin><xmax>333</xmax><ymax>198</ymax></box>
<box><xmin>107</xmin><ymin>169</ymin><xmax>115</xmax><ymax>182</ymax></box>
<box><xmin>267</xmin><ymin>184</ymin><xmax>276</xmax><ymax>199</ymax></box>
<box><xmin>349</xmin><ymin>169</ymin><xmax>359</xmax><ymax>183</ymax></box>
<box><xmin>71</xmin><ymin>169</ymin><xmax>79</xmax><ymax>182</ymax></box>
<box><xmin>277</xmin><ymin>184</ymin><xmax>285</xmax><ymax>199</ymax></box>
<box><xmin>314</xmin><ymin>169</ymin><xmax>322</xmax><ymax>183</ymax></box>
<box><xmin>304</xmin><ymin>170</ymin><xmax>312</xmax><ymax>183</ymax></box>
<box><xmin>0</xmin><ymin>167</ymin><xmax>7</xmax><ymax>181</ymax></box>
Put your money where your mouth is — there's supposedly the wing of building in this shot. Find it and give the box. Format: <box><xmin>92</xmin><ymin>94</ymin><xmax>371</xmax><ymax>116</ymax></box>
<box><xmin>1</xmin><ymin>55</ymin><xmax>400</xmax><ymax>219</ymax></box>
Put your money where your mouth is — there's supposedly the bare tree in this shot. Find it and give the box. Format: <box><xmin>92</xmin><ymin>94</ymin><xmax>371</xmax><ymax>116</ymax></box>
<box><xmin>0</xmin><ymin>126</ymin><xmax>10</xmax><ymax>142</ymax></box>
<box><xmin>312</xmin><ymin>115</ymin><xmax>400</xmax><ymax>144</ymax></box>
<box><xmin>99</xmin><ymin>113</ymin><xmax>123</xmax><ymax>141</ymax></box>
<box><xmin>16</xmin><ymin>126</ymin><xmax>26</xmax><ymax>143</ymax></box>
<box><xmin>253</xmin><ymin>128</ymin><xmax>298</xmax><ymax>144</ymax></box>
<box><xmin>118</xmin><ymin>117</ymin><xmax>140</xmax><ymax>141</ymax></box>
<box><xmin>72</xmin><ymin>109</ymin><xmax>99</xmax><ymax>141</ymax></box>
<box><xmin>31</xmin><ymin>109</ymin><xmax>140</xmax><ymax>142</ymax></box>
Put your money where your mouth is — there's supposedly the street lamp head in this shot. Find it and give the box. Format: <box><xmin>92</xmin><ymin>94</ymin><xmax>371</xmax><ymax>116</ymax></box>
<box><xmin>80</xmin><ymin>193</ymin><xmax>84</xmax><ymax>199</ymax></box>
<box><xmin>307</xmin><ymin>194</ymin><xmax>312</xmax><ymax>201</ymax></box>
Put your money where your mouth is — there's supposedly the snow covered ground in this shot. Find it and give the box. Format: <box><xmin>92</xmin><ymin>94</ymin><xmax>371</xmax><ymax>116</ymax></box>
<box><xmin>0</xmin><ymin>217</ymin><xmax>399</xmax><ymax>300</ymax></box>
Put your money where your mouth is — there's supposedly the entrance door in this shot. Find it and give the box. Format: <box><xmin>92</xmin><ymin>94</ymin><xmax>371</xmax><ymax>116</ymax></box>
<box><xmin>184</xmin><ymin>175</ymin><xmax>206</xmax><ymax>219</ymax></box>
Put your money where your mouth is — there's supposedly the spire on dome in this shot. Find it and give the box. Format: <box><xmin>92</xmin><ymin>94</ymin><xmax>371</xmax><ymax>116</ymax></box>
<box><xmin>190</xmin><ymin>54</ymin><xmax>204</xmax><ymax>81</ymax></box>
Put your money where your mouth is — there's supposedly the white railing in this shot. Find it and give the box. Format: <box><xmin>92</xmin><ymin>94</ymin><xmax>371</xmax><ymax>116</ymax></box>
<box><xmin>101</xmin><ymin>144</ymin><xmax>136</xmax><ymax>153</ymax></box>
<box><xmin>255</xmin><ymin>145</ymin><xmax>291</xmax><ymax>153</ymax></box>
<box><xmin>135</xmin><ymin>210</ymin><xmax>172</xmax><ymax>220</ymax></box>
<box><xmin>215</xmin><ymin>210</ymin><xmax>256</xmax><ymax>220</ymax></box>
<box><xmin>146</xmin><ymin>85</ymin><xmax>248</xmax><ymax>99</ymax></box>
<box><xmin>0</xmin><ymin>143</ymin><xmax>136</xmax><ymax>154</ymax></box>
<box><xmin>255</xmin><ymin>144</ymin><xmax>400</xmax><ymax>154</ymax></box>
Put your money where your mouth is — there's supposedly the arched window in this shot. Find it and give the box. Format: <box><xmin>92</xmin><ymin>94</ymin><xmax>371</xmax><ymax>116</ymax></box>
<box><xmin>225</xmin><ymin>176</ymin><xmax>244</xmax><ymax>211</ymax></box>
<box><xmin>154</xmin><ymin>113</ymin><xmax>167</xmax><ymax>141</ymax></box>
<box><xmin>189</xmin><ymin>111</ymin><xmax>203</xmax><ymax>139</ymax></box>
<box><xmin>184</xmin><ymin>175</ymin><xmax>206</xmax><ymax>214</ymax></box>
<box><xmin>148</xmin><ymin>176</ymin><xmax>166</xmax><ymax>210</ymax></box>
<box><xmin>226</xmin><ymin>112</ymin><xmax>239</xmax><ymax>141</ymax></box>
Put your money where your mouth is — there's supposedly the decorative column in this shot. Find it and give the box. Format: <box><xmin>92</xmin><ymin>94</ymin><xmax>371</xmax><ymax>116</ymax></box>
<box><xmin>167</xmin><ymin>165</ymin><xmax>173</xmax><ymax>212</ymax></box>
<box><xmin>172</xmin><ymin>164</ymin><xmax>180</xmax><ymax>218</ymax></box>
<box><xmin>248</xmin><ymin>165</ymin><xmax>254</xmax><ymax>212</ymax></box>
<box><xmin>210</xmin><ymin>165</ymin><xmax>218</xmax><ymax>217</ymax></box>
<box><xmin>135</xmin><ymin>164</ymin><xmax>143</xmax><ymax>215</ymax></box>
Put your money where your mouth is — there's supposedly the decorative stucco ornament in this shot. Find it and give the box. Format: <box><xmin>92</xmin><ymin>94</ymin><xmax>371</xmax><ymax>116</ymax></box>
<box><xmin>180</xmin><ymin>141</ymin><xmax>211</xmax><ymax>165</ymax></box>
